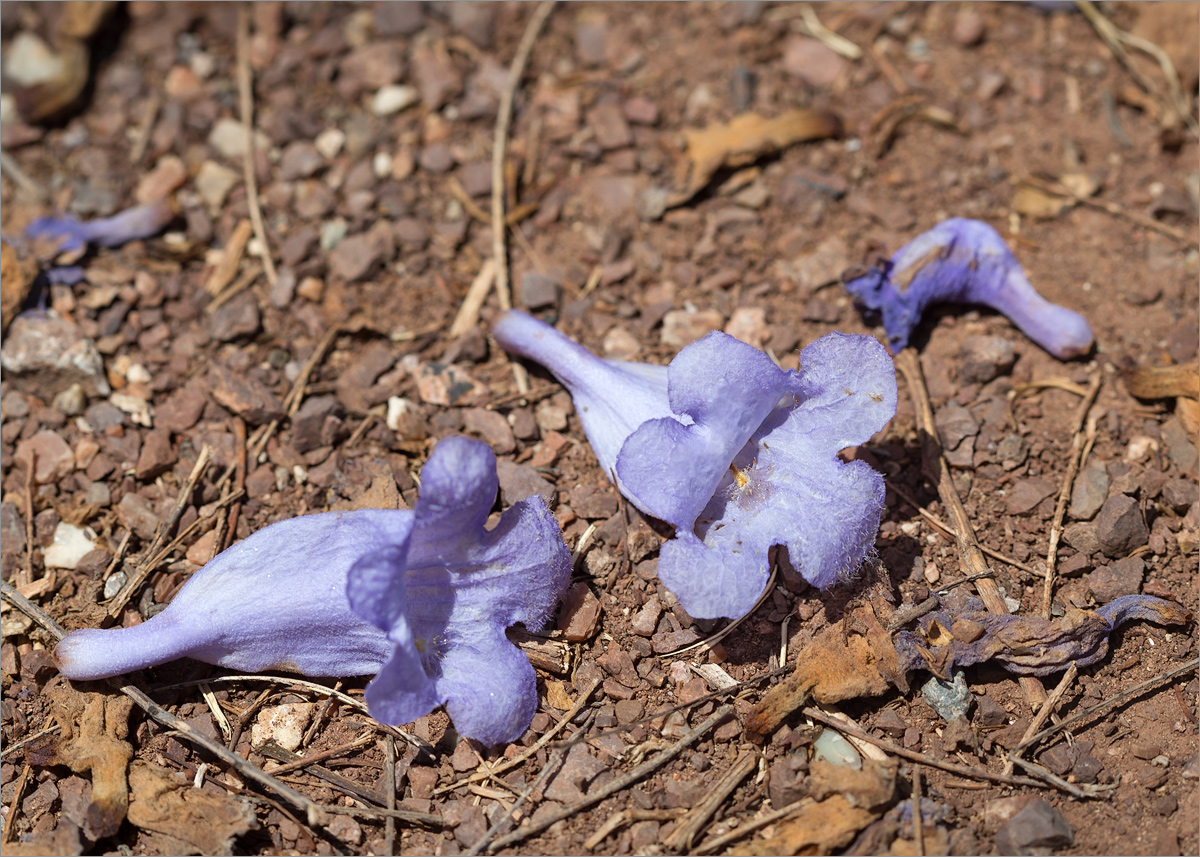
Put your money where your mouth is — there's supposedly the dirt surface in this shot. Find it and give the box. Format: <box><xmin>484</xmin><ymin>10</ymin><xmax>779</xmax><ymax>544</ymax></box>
<box><xmin>1</xmin><ymin>2</ymin><xmax>1198</xmax><ymax>855</ymax></box>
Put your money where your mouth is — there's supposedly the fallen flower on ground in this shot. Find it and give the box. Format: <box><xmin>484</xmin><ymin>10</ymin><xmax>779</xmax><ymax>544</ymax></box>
<box><xmin>22</xmin><ymin>198</ymin><xmax>175</xmax><ymax>285</ymax></box>
<box><xmin>55</xmin><ymin>436</ymin><xmax>571</xmax><ymax>745</ymax></box>
<box><xmin>493</xmin><ymin>310</ymin><xmax>897</xmax><ymax>619</ymax></box>
<box><xmin>894</xmin><ymin>593</ymin><xmax>1191</xmax><ymax>677</ymax></box>
<box><xmin>843</xmin><ymin>217</ymin><xmax>1094</xmax><ymax>359</ymax></box>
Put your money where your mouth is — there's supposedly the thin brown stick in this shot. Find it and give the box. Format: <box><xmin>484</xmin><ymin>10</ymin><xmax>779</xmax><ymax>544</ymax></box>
<box><xmin>0</xmin><ymin>150</ymin><xmax>48</xmax><ymax>201</ymax></box>
<box><xmin>1004</xmin><ymin>663</ymin><xmax>1078</xmax><ymax>776</ymax></box>
<box><xmin>250</xmin><ymin>326</ymin><xmax>342</xmax><ymax>463</ymax></box>
<box><xmin>449</xmin><ymin>258</ymin><xmax>497</xmax><ymax>339</ymax></box>
<box><xmin>584</xmin><ymin>809</ymin><xmax>685</xmax><ymax>851</ymax></box>
<box><xmin>128</xmin><ymin>92</ymin><xmax>160</xmax><ymax>165</ymax></box>
<box><xmin>888</xmin><ymin>482</ymin><xmax>1039</xmax><ymax>575</ymax></box>
<box><xmin>491</xmin><ymin>0</ymin><xmax>556</xmax><ymax>311</ymax></box>
<box><xmin>1021</xmin><ymin>173</ymin><xmax>1194</xmax><ymax>245</ymax></box>
<box><xmin>912</xmin><ymin>764</ymin><xmax>925</xmax><ymax>857</ymax></box>
<box><xmin>436</xmin><ymin>675</ymin><xmax>601</xmax><ymax>795</ymax></box>
<box><xmin>265</xmin><ymin>733</ymin><xmax>375</xmax><ymax>777</ymax></box>
<box><xmin>800</xmin><ymin>706</ymin><xmax>1051</xmax><ymax>792</ymax></box>
<box><xmin>108</xmin><ymin>445</ymin><xmax>212</xmax><ymax>618</ymax></box>
<box><xmin>663</xmin><ymin>750</ymin><xmax>757</xmax><ymax>852</ymax></box>
<box><xmin>465</xmin><ymin>737</ymin><xmax>571</xmax><ymax>857</ymax></box>
<box><xmin>236</xmin><ymin>4</ymin><xmax>278</xmax><ymax>286</ymax></box>
<box><xmin>1016</xmin><ymin>657</ymin><xmax>1200</xmax><ymax>752</ymax></box>
<box><xmin>2</xmin><ymin>760</ymin><xmax>31</xmax><ymax>842</ymax></box>
<box><xmin>22</xmin><ymin>452</ymin><xmax>34</xmax><ymax>588</ymax></box>
<box><xmin>695</xmin><ymin>794</ymin><xmax>820</xmax><ymax>855</ymax></box>
<box><xmin>485</xmin><ymin>705</ymin><xmax>735</xmax><ymax>853</ymax></box>
<box><xmin>301</xmin><ymin>679</ymin><xmax>343</xmax><ymax>748</ymax></box>
<box><xmin>895</xmin><ymin>349</ymin><xmax>1048</xmax><ymax>709</ymax></box>
<box><xmin>384</xmin><ymin>736</ymin><xmax>397</xmax><ymax>856</ymax></box>
<box><xmin>1042</xmin><ymin>375</ymin><xmax>1102</xmax><ymax>618</ymax></box>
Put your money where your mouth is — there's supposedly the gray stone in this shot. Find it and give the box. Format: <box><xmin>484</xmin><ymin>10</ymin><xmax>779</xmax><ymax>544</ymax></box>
<box><xmin>118</xmin><ymin>492</ymin><xmax>159</xmax><ymax>540</ymax></box>
<box><xmin>768</xmin><ymin>752</ymin><xmax>808</xmax><ymax>808</ymax></box>
<box><xmin>960</xmin><ymin>335</ymin><xmax>1015</xmax><ymax>384</ymax></box>
<box><xmin>1095</xmin><ymin>494</ymin><xmax>1148</xmax><ymax>557</ymax></box>
<box><xmin>0</xmin><ymin>313</ymin><xmax>110</xmax><ymax>398</ymax></box>
<box><xmin>496</xmin><ymin>460</ymin><xmax>556</xmax><ymax>509</ymax></box>
<box><xmin>1069</xmin><ymin>460</ymin><xmax>1109</xmax><ymax>521</ymax></box>
<box><xmin>209</xmin><ymin>291</ymin><xmax>261</xmax><ymax>342</ymax></box>
<box><xmin>518</xmin><ymin>272</ymin><xmax>560</xmax><ymax>310</ymax></box>
<box><xmin>291</xmin><ymin>395</ymin><xmax>342</xmax><ymax>454</ymax></box>
<box><xmin>994</xmin><ymin>799</ymin><xmax>1073</xmax><ymax>855</ymax></box>
<box><xmin>1162</xmin><ymin>416</ymin><xmax>1199</xmax><ymax>475</ymax></box>
<box><xmin>587</xmin><ymin>101</ymin><xmax>633</xmax><ymax>150</ymax></box>
<box><xmin>329</xmin><ymin>223</ymin><xmax>394</xmax><ymax>282</ymax></box>
<box><xmin>462</xmin><ymin>408</ymin><xmax>515</xmax><ymax>455</ymax></box>
<box><xmin>279</xmin><ymin>141</ymin><xmax>325</xmax><ymax>180</ymax></box>
<box><xmin>135</xmin><ymin>430</ymin><xmax>176</xmax><ymax>481</ymax></box>
<box><xmin>442</xmin><ymin>799</ymin><xmax>487</xmax><ymax>848</ymax></box>
<box><xmin>571</xmin><ymin>484</ymin><xmax>619</xmax><ymax>520</ymax></box>
<box><xmin>1161</xmin><ymin>477</ymin><xmax>1196</xmax><ymax>513</ymax></box>
<box><xmin>935</xmin><ymin>402</ymin><xmax>979</xmax><ymax>451</ymax></box>
<box><xmin>921</xmin><ymin>670</ymin><xmax>972</xmax><ymax>721</ymax></box>
<box><xmin>1062</xmin><ymin>521</ymin><xmax>1099</xmax><ymax>555</ymax></box>
<box><xmin>208</xmin><ymin>364</ymin><xmax>285</xmax><ymax>425</ymax></box>
<box><xmin>996</xmin><ymin>433</ymin><xmax>1029</xmax><ymax>470</ymax></box>
<box><xmin>1005</xmin><ymin>477</ymin><xmax>1056</xmax><ymax>516</ymax></box>
<box><xmin>1086</xmin><ymin>557</ymin><xmax>1144</xmax><ymax>602</ymax></box>
<box><xmin>544</xmin><ymin>743</ymin><xmax>605</xmax><ymax>803</ymax></box>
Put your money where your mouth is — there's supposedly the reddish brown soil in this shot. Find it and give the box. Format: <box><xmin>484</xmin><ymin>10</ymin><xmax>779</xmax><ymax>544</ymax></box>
<box><xmin>1</xmin><ymin>3</ymin><xmax>1197</xmax><ymax>856</ymax></box>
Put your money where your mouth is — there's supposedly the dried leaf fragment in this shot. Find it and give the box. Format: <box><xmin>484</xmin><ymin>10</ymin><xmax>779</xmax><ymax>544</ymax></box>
<box><xmin>127</xmin><ymin>761</ymin><xmax>257</xmax><ymax>856</ymax></box>
<box><xmin>48</xmin><ymin>687</ymin><xmax>134</xmax><ymax>840</ymax></box>
<box><xmin>672</xmin><ymin>109</ymin><xmax>842</xmax><ymax>205</ymax></box>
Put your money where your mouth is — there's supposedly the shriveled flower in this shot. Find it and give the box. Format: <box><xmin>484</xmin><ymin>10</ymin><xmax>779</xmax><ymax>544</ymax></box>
<box><xmin>23</xmin><ymin>199</ymin><xmax>174</xmax><ymax>285</ymax></box>
<box><xmin>493</xmin><ymin>310</ymin><xmax>897</xmax><ymax>619</ymax></box>
<box><xmin>843</xmin><ymin>218</ymin><xmax>1094</xmax><ymax>359</ymax></box>
<box><xmin>894</xmin><ymin>593</ymin><xmax>1191</xmax><ymax>677</ymax></box>
<box><xmin>55</xmin><ymin>436</ymin><xmax>571</xmax><ymax>745</ymax></box>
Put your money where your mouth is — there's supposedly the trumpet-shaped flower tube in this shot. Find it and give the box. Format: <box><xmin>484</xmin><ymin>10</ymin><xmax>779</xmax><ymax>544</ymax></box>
<box><xmin>843</xmin><ymin>218</ymin><xmax>1094</xmax><ymax>359</ymax></box>
<box><xmin>25</xmin><ymin>200</ymin><xmax>175</xmax><ymax>255</ymax></box>
<box><xmin>55</xmin><ymin>436</ymin><xmax>571</xmax><ymax>745</ymax></box>
<box><xmin>493</xmin><ymin>311</ymin><xmax>897</xmax><ymax>619</ymax></box>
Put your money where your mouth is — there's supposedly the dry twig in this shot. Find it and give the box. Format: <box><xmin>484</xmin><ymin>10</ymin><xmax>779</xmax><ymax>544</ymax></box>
<box><xmin>485</xmin><ymin>705</ymin><xmax>735</xmax><ymax>852</ymax></box>
<box><xmin>895</xmin><ymin>349</ymin><xmax>1049</xmax><ymax>710</ymax></box>
<box><xmin>236</xmin><ymin>4</ymin><xmax>278</xmax><ymax>286</ymax></box>
<box><xmin>663</xmin><ymin>750</ymin><xmax>757</xmax><ymax>851</ymax></box>
<box><xmin>1004</xmin><ymin>663</ymin><xmax>1079</xmax><ymax>777</ymax></box>
<box><xmin>1042</xmin><ymin>374</ymin><xmax>1102</xmax><ymax>619</ymax></box>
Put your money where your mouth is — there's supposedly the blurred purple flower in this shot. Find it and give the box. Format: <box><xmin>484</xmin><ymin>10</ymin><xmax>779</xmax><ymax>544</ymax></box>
<box><xmin>843</xmin><ymin>218</ymin><xmax>1094</xmax><ymax>359</ymax></box>
<box><xmin>55</xmin><ymin>436</ymin><xmax>571</xmax><ymax>745</ymax></box>
<box><xmin>23</xmin><ymin>200</ymin><xmax>174</xmax><ymax>285</ymax></box>
<box><xmin>493</xmin><ymin>310</ymin><xmax>897</xmax><ymax>619</ymax></box>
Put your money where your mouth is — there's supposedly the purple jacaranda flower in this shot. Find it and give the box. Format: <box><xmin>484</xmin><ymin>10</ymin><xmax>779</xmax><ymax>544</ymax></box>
<box><xmin>25</xmin><ymin>199</ymin><xmax>175</xmax><ymax>255</ymax></box>
<box><xmin>843</xmin><ymin>218</ymin><xmax>1094</xmax><ymax>360</ymax></box>
<box><xmin>55</xmin><ymin>436</ymin><xmax>571</xmax><ymax>745</ymax></box>
<box><xmin>22</xmin><ymin>200</ymin><xmax>175</xmax><ymax>286</ymax></box>
<box><xmin>493</xmin><ymin>310</ymin><xmax>897</xmax><ymax>620</ymax></box>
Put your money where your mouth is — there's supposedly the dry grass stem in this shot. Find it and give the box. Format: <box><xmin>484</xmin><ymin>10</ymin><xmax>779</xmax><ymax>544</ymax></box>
<box><xmin>236</xmin><ymin>4</ymin><xmax>278</xmax><ymax>287</ymax></box>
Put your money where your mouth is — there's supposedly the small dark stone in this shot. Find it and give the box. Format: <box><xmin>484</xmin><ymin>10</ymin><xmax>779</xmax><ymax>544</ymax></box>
<box><xmin>156</xmin><ymin>384</ymin><xmax>207</xmax><ymax>433</ymax></box>
<box><xmin>1094</xmin><ymin>494</ymin><xmax>1149</xmax><ymax>557</ymax></box>
<box><xmin>1039</xmin><ymin>743</ymin><xmax>1078</xmax><ymax>776</ymax></box>
<box><xmin>571</xmin><ymin>484</ymin><xmax>619</xmax><ymax>520</ymax></box>
<box><xmin>975</xmin><ymin>695</ymin><xmax>1008</xmax><ymax>728</ymax></box>
<box><xmin>768</xmin><ymin>752</ymin><xmax>808</xmax><ymax>808</ymax></box>
<box><xmin>291</xmin><ymin>395</ymin><xmax>342</xmax><ymax>454</ymax></box>
<box><xmin>1005</xmin><ymin>477</ymin><xmax>1056</xmax><ymax>516</ymax></box>
<box><xmin>135</xmin><ymin>430</ymin><xmax>176</xmax><ymax>481</ymax></box>
<box><xmin>208</xmin><ymin>364</ymin><xmax>285</xmax><ymax>425</ymax></box>
<box><xmin>1069</xmin><ymin>460</ymin><xmax>1109</xmax><ymax>521</ymax></box>
<box><xmin>994</xmin><ymin>799</ymin><xmax>1073</xmax><ymax>855</ymax></box>
<box><xmin>518</xmin><ymin>272</ymin><xmax>560</xmax><ymax>310</ymax></box>
<box><xmin>959</xmin><ymin>335</ymin><xmax>1015</xmax><ymax>384</ymax></box>
<box><xmin>209</xmin><ymin>291</ymin><xmax>261</xmax><ymax>342</ymax></box>
<box><xmin>496</xmin><ymin>460</ymin><xmax>555</xmax><ymax>508</ymax></box>
<box><xmin>1086</xmin><ymin>557</ymin><xmax>1144</xmax><ymax>602</ymax></box>
<box><xmin>1071</xmin><ymin>754</ymin><xmax>1103</xmax><ymax>783</ymax></box>
<box><xmin>875</xmin><ymin>709</ymin><xmax>908</xmax><ymax>737</ymax></box>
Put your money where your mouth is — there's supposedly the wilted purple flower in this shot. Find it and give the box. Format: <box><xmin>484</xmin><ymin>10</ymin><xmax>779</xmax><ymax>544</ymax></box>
<box><xmin>25</xmin><ymin>199</ymin><xmax>175</xmax><ymax>255</ymax></box>
<box><xmin>843</xmin><ymin>218</ymin><xmax>1094</xmax><ymax>360</ymax></box>
<box><xmin>493</xmin><ymin>310</ymin><xmax>897</xmax><ymax>619</ymax></box>
<box><xmin>55</xmin><ymin>436</ymin><xmax>571</xmax><ymax>745</ymax></box>
<box><xmin>894</xmin><ymin>593</ymin><xmax>1191</xmax><ymax>677</ymax></box>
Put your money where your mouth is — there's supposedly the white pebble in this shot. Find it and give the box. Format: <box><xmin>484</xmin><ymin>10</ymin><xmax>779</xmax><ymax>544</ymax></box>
<box><xmin>44</xmin><ymin>523</ymin><xmax>95</xmax><ymax>570</ymax></box>
<box><xmin>371</xmin><ymin>84</ymin><xmax>419</xmax><ymax>116</ymax></box>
